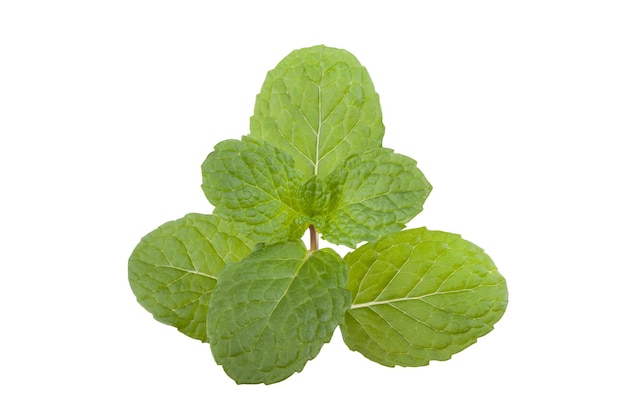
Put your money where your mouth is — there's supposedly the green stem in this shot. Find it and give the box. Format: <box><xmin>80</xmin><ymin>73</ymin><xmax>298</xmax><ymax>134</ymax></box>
<box><xmin>309</xmin><ymin>225</ymin><xmax>319</xmax><ymax>251</ymax></box>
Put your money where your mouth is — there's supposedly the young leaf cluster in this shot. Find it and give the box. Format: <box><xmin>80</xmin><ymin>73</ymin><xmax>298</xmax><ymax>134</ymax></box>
<box><xmin>128</xmin><ymin>45</ymin><xmax>508</xmax><ymax>385</ymax></box>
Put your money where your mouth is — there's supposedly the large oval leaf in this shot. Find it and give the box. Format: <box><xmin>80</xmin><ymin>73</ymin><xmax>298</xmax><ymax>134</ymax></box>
<box><xmin>341</xmin><ymin>228</ymin><xmax>508</xmax><ymax>367</ymax></box>
<box><xmin>207</xmin><ymin>241</ymin><xmax>350</xmax><ymax>384</ymax></box>
<box><xmin>250</xmin><ymin>45</ymin><xmax>384</xmax><ymax>178</ymax></box>
<box><xmin>128</xmin><ymin>214</ymin><xmax>254</xmax><ymax>342</ymax></box>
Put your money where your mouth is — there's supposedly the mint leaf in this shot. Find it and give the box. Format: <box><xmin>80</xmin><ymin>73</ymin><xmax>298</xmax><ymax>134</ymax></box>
<box><xmin>340</xmin><ymin>228</ymin><xmax>508</xmax><ymax>367</ymax></box>
<box><xmin>129</xmin><ymin>45</ymin><xmax>509</xmax><ymax>384</ymax></box>
<box><xmin>206</xmin><ymin>241</ymin><xmax>350</xmax><ymax>384</ymax></box>
<box><xmin>250</xmin><ymin>45</ymin><xmax>384</xmax><ymax>178</ymax></box>
<box><xmin>322</xmin><ymin>148</ymin><xmax>432</xmax><ymax>248</ymax></box>
<box><xmin>201</xmin><ymin>137</ymin><xmax>307</xmax><ymax>244</ymax></box>
<box><xmin>204</xmin><ymin>48</ymin><xmax>431</xmax><ymax>250</ymax></box>
<box><xmin>296</xmin><ymin>174</ymin><xmax>333</xmax><ymax>231</ymax></box>
<box><xmin>298</xmin><ymin>175</ymin><xmax>331</xmax><ymax>217</ymax></box>
<box><xmin>128</xmin><ymin>214</ymin><xmax>254</xmax><ymax>342</ymax></box>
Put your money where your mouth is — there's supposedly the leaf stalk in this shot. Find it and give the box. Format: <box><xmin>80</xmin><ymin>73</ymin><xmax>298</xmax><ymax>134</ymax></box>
<box><xmin>309</xmin><ymin>225</ymin><xmax>319</xmax><ymax>251</ymax></box>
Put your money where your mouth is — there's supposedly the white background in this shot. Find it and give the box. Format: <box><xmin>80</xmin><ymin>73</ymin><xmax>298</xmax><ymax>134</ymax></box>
<box><xmin>1</xmin><ymin>1</ymin><xmax>625</xmax><ymax>415</ymax></box>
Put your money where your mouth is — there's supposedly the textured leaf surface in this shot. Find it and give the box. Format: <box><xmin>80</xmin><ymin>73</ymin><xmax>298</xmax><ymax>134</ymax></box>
<box><xmin>298</xmin><ymin>175</ymin><xmax>331</xmax><ymax>217</ymax></box>
<box><xmin>322</xmin><ymin>148</ymin><xmax>431</xmax><ymax>247</ymax></box>
<box><xmin>128</xmin><ymin>214</ymin><xmax>254</xmax><ymax>342</ymax></box>
<box><xmin>201</xmin><ymin>137</ymin><xmax>307</xmax><ymax>244</ymax></box>
<box><xmin>341</xmin><ymin>228</ymin><xmax>508</xmax><ymax>367</ymax></box>
<box><xmin>250</xmin><ymin>45</ymin><xmax>384</xmax><ymax>178</ymax></box>
<box><xmin>207</xmin><ymin>241</ymin><xmax>350</xmax><ymax>384</ymax></box>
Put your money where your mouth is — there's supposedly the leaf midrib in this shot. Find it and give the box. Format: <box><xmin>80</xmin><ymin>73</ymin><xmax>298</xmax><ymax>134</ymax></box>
<box><xmin>350</xmin><ymin>289</ymin><xmax>476</xmax><ymax>310</ymax></box>
<box><xmin>250</xmin><ymin>253</ymin><xmax>310</xmax><ymax>351</ymax></box>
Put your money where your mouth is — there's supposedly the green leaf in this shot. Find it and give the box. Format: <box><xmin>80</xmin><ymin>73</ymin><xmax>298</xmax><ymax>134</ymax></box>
<box><xmin>340</xmin><ymin>228</ymin><xmax>508</xmax><ymax>367</ymax></box>
<box><xmin>322</xmin><ymin>148</ymin><xmax>432</xmax><ymax>248</ymax></box>
<box><xmin>207</xmin><ymin>241</ymin><xmax>351</xmax><ymax>384</ymax></box>
<box><xmin>128</xmin><ymin>214</ymin><xmax>254</xmax><ymax>342</ymax></box>
<box><xmin>298</xmin><ymin>175</ymin><xmax>331</xmax><ymax>217</ymax></box>
<box><xmin>295</xmin><ymin>174</ymin><xmax>332</xmax><ymax>230</ymax></box>
<box><xmin>250</xmin><ymin>45</ymin><xmax>384</xmax><ymax>178</ymax></box>
<box><xmin>201</xmin><ymin>137</ymin><xmax>307</xmax><ymax>244</ymax></box>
